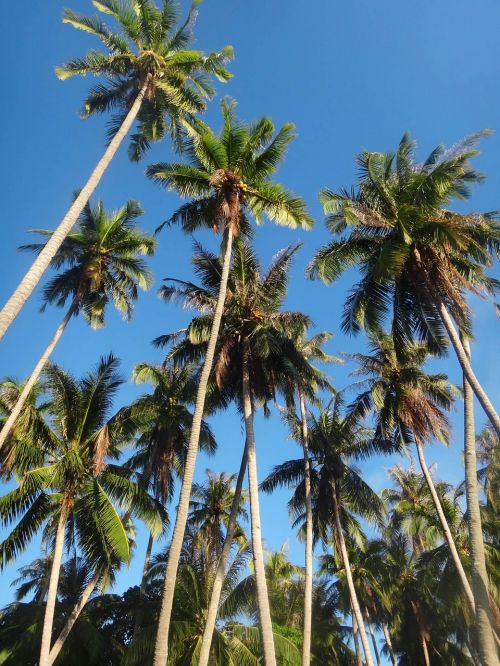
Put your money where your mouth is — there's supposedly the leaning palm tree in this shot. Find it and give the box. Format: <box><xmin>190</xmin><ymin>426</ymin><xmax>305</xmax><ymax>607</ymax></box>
<box><xmin>308</xmin><ymin>131</ymin><xmax>500</xmax><ymax>435</ymax></box>
<box><xmin>347</xmin><ymin>333</ymin><xmax>480</xmax><ymax>625</ymax></box>
<box><xmin>156</xmin><ymin>240</ymin><xmax>318</xmax><ymax>665</ymax></box>
<box><xmin>0</xmin><ymin>354</ymin><xmax>164</xmax><ymax>666</ymax></box>
<box><xmin>147</xmin><ymin>100</ymin><xmax>313</xmax><ymax>666</ymax></box>
<box><xmin>0</xmin><ymin>0</ymin><xmax>232</xmax><ymax>340</ymax></box>
<box><xmin>0</xmin><ymin>199</ymin><xmax>155</xmax><ymax>451</ymax></box>
<box><xmin>262</xmin><ymin>397</ymin><xmax>387</xmax><ymax>666</ymax></box>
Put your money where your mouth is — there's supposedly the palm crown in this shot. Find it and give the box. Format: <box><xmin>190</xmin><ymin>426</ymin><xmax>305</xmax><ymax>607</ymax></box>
<box><xmin>308</xmin><ymin>131</ymin><xmax>500</xmax><ymax>353</ymax></box>
<box><xmin>57</xmin><ymin>0</ymin><xmax>233</xmax><ymax>159</ymax></box>
<box><xmin>20</xmin><ymin>199</ymin><xmax>155</xmax><ymax>328</ymax></box>
<box><xmin>148</xmin><ymin>98</ymin><xmax>314</xmax><ymax>237</ymax></box>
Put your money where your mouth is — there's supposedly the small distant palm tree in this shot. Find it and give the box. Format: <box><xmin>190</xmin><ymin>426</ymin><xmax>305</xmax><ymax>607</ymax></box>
<box><xmin>0</xmin><ymin>0</ymin><xmax>233</xmax><ymax>340</ymax></box>
<box><xmin>0</xmin><ymin>199</ymin><xmax>155</xmax><ymax>451</ymax></box>
<box><xmin>0</xmin><ymin>355</ymin><xmax>164</xmax><ymax>666</ymax></box>
<box><xmin>147</xmin><ymin>99</ymin><xmax>313</xmax><ymax>666</ymax></box>
<box><xmin>308</xmin><ymin>131</ymin><xmax>500</xmax><ymax>435</ymax></box>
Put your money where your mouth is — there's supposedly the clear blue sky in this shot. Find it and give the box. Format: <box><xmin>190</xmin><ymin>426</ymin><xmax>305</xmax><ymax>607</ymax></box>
<box><xmin>0</xmin><ymin>0</ymin><xmax>498</xmax><ymax>624</ymax></box>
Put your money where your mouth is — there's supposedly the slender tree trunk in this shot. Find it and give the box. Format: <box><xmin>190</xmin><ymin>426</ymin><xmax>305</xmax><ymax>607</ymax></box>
<box><xmin>298</xmin><ymin>388</ymin><xmax>313</xmax><ymax>666</ymax></box>
<box><xmin>242</xmin><ymin>342</ymin><xmax>277</xmax><ymax>666</ymax></box>
<box><xmin>133</xmin><ymin>531</ymin><xmax>154</xmax><ymax>637</ymax></box>
<box><xmin>153</xmin><ymin>227</ymin><xmax>234</xmax><ymax>666</ymax></box>
<box><xmin>462</xmin><ymin>337</ymin><xmax>499</xmax><ymax>666</ymax></box>
<box><xmin>420</xmin><ymin>631</ymin><xmax>430</xmax><ymax>666</ymax></box>
<box><xmin>435</xmin><ymin>299</ymin><xmax>500</xmax><ymax>436</ymax></box>
<box><xmin>0</xmin><ymin>300</ymin><xmax>77</xmax><ymax>451</ymax></box>
<box><xmin>331</xmin><ymin>485</ymin><xmax>374</xmax><ymax>666</ymax></box>
<box><xmin>198</xmin><ymin>443</ymin><xmax>248</xmax><ymax>666</ymax></box>
<box><xmin>352</xmin><ymin>611</ymin><xmax>364</xmax><ymax>666</ymax></box>
<box><xmin>415</xmin><ymin>438</ymin><xmax>476</xmax><ymax>614</ymax></box>
<box><xmin>0</xmin><ymin>77</ymin><xmax>151</xmax><ymax>342</ymax></box>
<box><xmin>39</xmin><ymin>503</ymin><xmax>69</xmax><ymax>666</ymax></box>
<box><xmin>381</xmin><ymin>623</ymin><xmax>397</xmax><ymax>666</ymax></box>
<box><xmin>47</xmin><ymin>570</ymin><xmax>100</xmax><ymax>666</ymax></box>
<box><xmin>364</xmin><ymin>606</ymin><xmax>381</xmax><ymax>666</ymax></box>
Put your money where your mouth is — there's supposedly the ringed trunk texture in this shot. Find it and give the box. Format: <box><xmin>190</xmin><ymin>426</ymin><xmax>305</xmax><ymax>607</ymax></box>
<box><xmin>0</xmin><ymin>78</ymin><xmax>150</xmax><ymax>342</ymax></box>
<box><xmin>47</xmin><ymin>570</ymin><xmax>100</xmax><ymax>666</ymax></box>
<box><xmin>39</xmin><ymin>503</ymin><xmax>69</xmax><ymax>666</ymax></box>
<box><xmin>153</xmin><ymin>227</ymin><xmax>234</xmax><ymax>666</ymax></box>
<box><xmin>415</xmin><ymin>439</ymin><xmax>476</xmax><ymax>614</ymax></box>
<box><xmin>198</xmin><ymin>443</ymin><xmax>248</xmax><ymax>666</ymax></box>
<box><xmin>436</xmin><ymin>299</ymin><xmax>500</xmax><ymax>437</ymax></box>
<box><xmin>381</xmin><ymin>623</ymin><xmax>397</xmax><ymax>666</ymax></box>
<box><xmin>242</xmin><ymin>342</ymin><xmax>277</xmax><ymax>666</ymax></box>
<box><xmin>364</xmin><ymin>606</ymin><xmax>381</xmax><ymax>666</ymax></box>
<box><xmin>462</xmin><ymin>337</ymin><xmax>499</xmax><ymax>666</ymax></box>
<box><xmin>0</xmin><ymin>300</ymin><xmax>77</xmax><ymax>451</ymax></box>
<box><xmin>298</xmin><ymin>388</ymin><xmax>313</xmax><ymax>666</ymax></box>
<box><xmin>331</xmin><ymin>485</ymin><xmax>374</xmax><ymax>666</ymax></box>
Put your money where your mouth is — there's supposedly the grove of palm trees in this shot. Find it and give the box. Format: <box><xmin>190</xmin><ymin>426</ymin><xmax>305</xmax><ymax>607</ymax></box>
<box><xmin>0</xmin><ymin>2</ymin><xmax>498</xmax><ymax>665</ymax></box>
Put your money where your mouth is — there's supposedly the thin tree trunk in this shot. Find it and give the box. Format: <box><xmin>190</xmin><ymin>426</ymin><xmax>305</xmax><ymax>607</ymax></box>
<box><xmin>331</xmin><ymin>485</ymin><xmax>374</xmax><ymax>666</ymax></box>
<box><xmin>298</xmin><ymin>388</ymin><xmax>313</xmax><ymax>666</ymax></box>
<box><xmin>242</xmin><ymin>341</ymin><xmax>277</xmax><ymax>666</ymax></box>
<box><xmin>0</xmin><ymin>77</ymin><xmax>151</xmax><ymax>342</ymax></box>
<box><xmin>364</xmin><ymin>606</ymin><xmax>381</xmax><ymax>666</ymax></box>
<box><xmin>198</xmin><ymin>443</ymin><xmax>248</xmax><ymax>666</ymax></box>
<box><xmin>0</xmin><ymin>300</ymin><xmax>77</xmax><ymax>451</ymax></box>
<box><xmin>381</xmin><ymin>623</ymin><xmax>397</xmax><ymax>666</ymax></box>
<box><xmin>153</xmin><ymin>227</ymin><xmax>234</xmax><ymax>666</ymax></box>
<box><xmin>462</xmin><ymin>337</ymin><xmax>499</xmax><ymax>666</ymax></box>
<box><xmin>352</xmin><ymin>611</ymin><xmax>364</xmax><ymax>666</ymax></box>
<box><xmin>435</xmin><ymin>299</ymin><xmax>500</xmax><ymax>436</ymax></box>
<box><xmin>415</xmin><ymin>438</ymin><xmax>476</xmax><ymax>614</ymax></box>
<box><xmin>133</xmin><ymin>531</ymin><xmax>154</xmax><ymax>637</ymax></box>
<box><xmin>39</xmin><ymin>503</ymin><xmax>69</xmax><ymax>666</ymax></box>
<box><xmin>420</xmin><ymin>631</ymin><xmax>430</xmax><ymax>666</ymax></box>
<box><xmin>47</xmin><ymin>569</ymin><xmax>100</xmax><ymax>666</ymax></box>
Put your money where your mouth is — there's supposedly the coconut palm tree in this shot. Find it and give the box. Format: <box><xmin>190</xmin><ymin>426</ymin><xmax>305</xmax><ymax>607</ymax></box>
<box><xmin>346</xmin><ymin>333</ymin><xmax>480</xmax><ymax>623</ymax></box>
<box><xmin>0</xmin><ymin>0</ymin><xmax>233</xmax><ymax>340</ymax></box>
<box><xmin>146</xmin><ymin>99</ymin><xmax>313</xmax><ymax>666</ymax></box>
<box><xmin>0</xmin><ymin>354</ymin><xmax>164</xmax><ymax>666</ymax></box>
<box><xmin>156</xmin><ymin>239</ymin><xmax>318</xmax><ymax>665</ymax></box>
<box><xmin>262</xmin><ymin>397</ymin><xmax>387</xmax><ymax>666</ymax></box>
<box><xmin>307</xmin><ymin>131</ymin><xmax>500</xmax><ymax>435</ymax></box>
<box><xmin>0</xmin><ymin>199</ymin><xmax>155</xmax><ymax>451</ymax></box>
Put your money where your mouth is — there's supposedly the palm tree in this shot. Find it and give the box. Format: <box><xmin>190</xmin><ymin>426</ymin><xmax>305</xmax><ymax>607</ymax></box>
<box><xmin>262</xmin><ymin>397</ymin><xmax>387</xmax><ymax>666</ymax></box>
<box><xmin>0</xmin><ymin>0</ymin><xmax>233</xmax><ymax>340</ymax></box>
<box><xmin>0</xmin><ymin>199</ymin><xmax>155</xmax><ymax>451</ymax></box>
<box><xmin>157</xmin><ymin>239</ymin><xmax>318</xmax><ymax>665</ymax></box>
<box><xmin>0</xmin><ymin>354</ymin><xmax>164</xmax><ymax>666</ymax></box>
<box><xmin>146</xmin><ymin>99</ymin><xmax>313</xmax><ymax>666</ymax></box>
<box><xmin>308</xmin><ymin>131</ymin><xmax>500</xmax><ymax>434</ymax></box>
<box><xmin>347</xmin><ymin>333</ymin><xmax>479</xmax><ymax>621</ymax></box>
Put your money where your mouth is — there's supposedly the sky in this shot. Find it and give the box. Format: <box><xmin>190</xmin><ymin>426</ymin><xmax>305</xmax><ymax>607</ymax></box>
<box><xmin>0</xmin><ymin>0</ymin><xmax>499</xmax><ymax>643</ymax></box>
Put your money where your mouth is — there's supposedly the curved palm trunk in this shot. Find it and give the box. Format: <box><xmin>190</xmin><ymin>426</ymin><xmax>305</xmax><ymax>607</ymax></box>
<box><xmin>462</xmin><ymin>338</ymin><xmax>499</xmax><ymax>666</ymax></box>
<box><xmin>415</xmin><ymin>438</ymin><xmax>476</xmax><ymax>615</ymax></box>
<box><xmin>153</xmin><ymin>227</ymin><xmax>234</xmax><ymax>666</ymax></box>
<box><xmin>435</xmin><ymin>299</ymin><xmax>500</xmax><ymax>437</ymax></box>
<box><xmin>331</xmin><ymin>485</ymin><xmax>374</xmax><ymax>666</ymax></box>
<box><xmin>242</xmin><ymin>343</ymin><xmax>277</xmax><ymax>666</ymax></box>
<box><xmin>133</xmin><ymin>531</ymin><xmax>155</xmax><ymax>637</ymax></box>
<box><xmin>198</xmin><ymin>443</ymin><xmax>248</xmax><ymax>666</ymax></box>
<box><xmin>352</xmin><ymin>611</ymin><xmax>363</xmax><ymax>666</ymax></box>
<box><xmin>364</xmin><ymin>606</ymin><xmax>381</xmax><ymax>666</ymax></box>
<box><xmin>47</xmin><ymin>570</ymin><xmax>100</xmax><ymax>666</ymax></box>
<box><xmin>0</xmin><ymin>77</ymin><xmax>150</xmax><ymax>342</ymax></box>
<box><xmin>39</xmin><ymin>503</ymin><xmax>69</xmax><ymax>666</ymax></box>
<box><xmin>0</xmin><ymin>300</ymin><xmax>77</xmax><ymax>451</ymax></box>
<box><xmin>381</xmin><ymin>623</ymin><xmax>397</xmax><ymax>666</ymax></box>
<box><xmin>298</xmin><ymin>388</ymin><xmax>313</xmax><ymax>666</ymax></box>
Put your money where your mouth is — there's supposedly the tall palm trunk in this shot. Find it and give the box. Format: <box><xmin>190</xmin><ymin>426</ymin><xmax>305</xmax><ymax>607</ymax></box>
<box><xmin>381</xmin><ymin>623</ymin><xmax>397</xmax><ymax>666</ymax></box>
<box><xmin>47</xmin><ymin>569</ymin><xmax>100</xmax><ymax>666</ymax></box>
<box><xmin>298</xmin><ymin>388</ymin><xmax>313</xmax><ymax>666</ymax></box>
<box><xmin>462</xmin><ymin>337</ymin><xmax>499</xmax><ymax>666</ymax></box>
<box><xmin>133</xmin><ymin>531</ymin><xmax>155</xmax><ymax>637</ymax></box>
<box><xmin>198</xmin><ymin>443</ymin><xmax>248</xmax><ymax>666</ymax></box>
<box><xmin>0</xmin><ymin>77</ymin><xmax>151</xmax><ymax>342</ymax></box>
<box><xmin>39</xmin><ymin>503</ymin><xmax>69</xmax><ymax>666</ymax></box>
<box><xmin>414</xmin><ymin>438</ymin><xmax>476</xmax><ymax>614</ymax></box>
<box><xmin>153</xmin><ymin>227</ymin><xmax>234</xmax><ymax>666</ymax></box>
<box><xmin>0</xmin><ymin>299</ymin><xmax>77</xmax><ymax>450</ymax></box>
<box><xmin>364</xmin><ymin>606</ymin><xmax>381</xmax><ymax>666</ymax></box>
<box><xmin>331</xmin><ymin>484</ymin><xmax>374</xmax><ymax>666</ymax></box>
<box><xmin>241</xmin><ymin>342</ymin><xmax>277</xmax><ymax>666</ymax></box>
<box><xmin>352</xmin><ymin>611</ymin><xmax>364</xmax><ymax>666</ymax></box>
<box><xmin>435</xmin><ymin>299</ymin><xmax>500</xmax><ymax>436</ymax></box>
